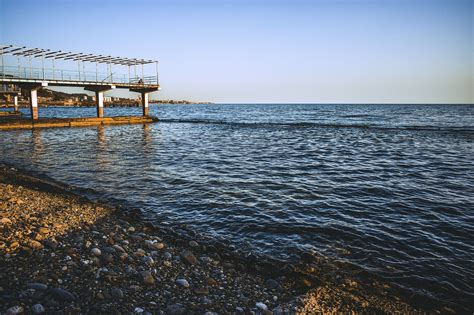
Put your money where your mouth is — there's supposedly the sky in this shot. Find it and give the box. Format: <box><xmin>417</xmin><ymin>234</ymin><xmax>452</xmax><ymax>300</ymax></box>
<box><xmin>0</xmin><ymin>0</ymin><xmax>473</xmax><ymax>103</ymax></box>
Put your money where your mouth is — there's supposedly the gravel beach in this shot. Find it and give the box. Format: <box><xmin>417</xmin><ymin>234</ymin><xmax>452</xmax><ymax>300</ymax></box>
<box><xmin>0</xmin><ymin>164</ymin><xmax>421</xmax><ymax>314</ymax></box>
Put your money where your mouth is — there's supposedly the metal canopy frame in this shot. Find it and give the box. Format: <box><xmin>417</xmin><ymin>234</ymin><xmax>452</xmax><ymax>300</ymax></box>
<box><xmin>0</xmin><ymin>44</ymin><xmax>157</xmax><ymax>66</ymax></box>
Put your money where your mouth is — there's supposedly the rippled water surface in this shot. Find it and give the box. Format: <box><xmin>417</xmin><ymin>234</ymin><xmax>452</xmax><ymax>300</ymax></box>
<box><xmin>1</xmin><ymin>104</ymin><xmax>473</xmax><ymax>309</ymax></box>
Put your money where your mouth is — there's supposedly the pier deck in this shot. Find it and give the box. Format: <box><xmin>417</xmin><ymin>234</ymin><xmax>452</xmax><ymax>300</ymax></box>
<box><xmin>0</xmin><ymin>116</ymin><xmax>158</xmax><ymax>130</ymax></box>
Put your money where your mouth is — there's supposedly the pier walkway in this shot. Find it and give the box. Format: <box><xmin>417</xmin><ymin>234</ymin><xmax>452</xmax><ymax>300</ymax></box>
<box><xmin>0</xmin><ymin>44</ymin><xmax>160</xmax><ymax>128</ymax></box>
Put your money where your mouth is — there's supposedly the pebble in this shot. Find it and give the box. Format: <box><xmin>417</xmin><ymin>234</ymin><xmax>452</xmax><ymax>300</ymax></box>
<box><xmin>101</xmin><ymin>253</ymin><xmax>114</xmax><ymax>264</ymax></box>
<box><xmin>194</xmin><ymin>287</ymin><xmax>209</xmax><ymax>295</ymax></box>
<box><xmin>42</xmin><ymin>239</ymin><xmax>57</xmax><ymax>249</ymax></box>
<box><xmin>189</xmin><ymin>240</ymin><xmax>199</xmax><ymax>248</ymax></box>
<box><xmin>5</xmin><ymin>306</ymin><xmax>23</xmax><ymax>314</ymax></box>
<box><xmin>265</xmin><ymin>279</ymin><xmax>279</xmax><ymax>289</ymax></box>
<box><xmin>256</xmin><ymin>302</ymin><xmax>268</xmax><ymax>311</ymax></box>
<box><xmin>143</xmin><ymin>256</ymin><xmax>155</xmax><ymax>267</ymax></box>
<box><xmin>180</xmin><ymin>249</ymin><xmax>197</xmax><ymax>265</ymax></box>
<box><xmin>28</xmin><ymin>240</ymin><xmax>43</xmax><ymax>250</ymax></box>
<box><xmin>165</xmin><ymin>304</ymin><xmax>186</xmax><ymax>315</ymax></box>
<box><xmin>206</xmin><ymin>278</ymin><xmax>218</xmax><ymax>286</ymax></box>
<box><xmin>47</xmin><ymin>287</ymin><xmax>76</xmax><ymax>302</ymax></box>
<box><xmin>175</xmin><ymin>278</ymin><xmax>190</xmax><ymax>288</ymax></box>
<box><xmin>91</xmin><ymin>248</ymin><xmax>102</xmax><ymax>256</ymax></box>
<box><xmin>140</xmin><ymin>271</ymin><xmax>155</xmax><ymax>285</ymax></box>
<box><xmin>31</xmin><ymin>303</ymin><xmax>45</xmax><ymax>314</ymax></box>
<box><xmin>163</xmin><ymin>252</ymin><xmax>172</xmax><ymax>260</ymax></box>
<box><xmin>110</xmin><ymin>287</ymin><xmax>124</xmax><ymax>299</ymax></box>
<box><xmin>153</xmin><ymin>242</ymin><xmax>165</xmax><ymax>250</ymax></box>
<box><xmin>27</xmin><ymin>282</ymin><xmax>48</xmax><ymax>291</ymax></box>
<box><xmin>38</xmin><ymin>226</ymin><xmax>50</xmax><ymax>234</ymax></box>
<box><xmin>135</xmin><ymin>248</ymin><xmax>146</xmax><ymax>257</ymax></box>
<box><xmin>134</xmin><ymin>307</ymin><xmax>144</xmax><ymax>313</ymax></box>
<box><xmin>113</xmin><ymin>244</ymin><xmax>126</xmax><ymax>253</ymax></box>
<box><xmin>1</xmin><ymin>217</ymin><xmax>12</xmax><ymax>224</ymax></box>
<box><xmin>144</xmin><ymin>240</ymin><xmax>155</xmax><ymax>250</ymax></box>
<box><xmin>102</xmin><ymin>246</ymin><xmax>116</xmax><ymax>254</ymax></box>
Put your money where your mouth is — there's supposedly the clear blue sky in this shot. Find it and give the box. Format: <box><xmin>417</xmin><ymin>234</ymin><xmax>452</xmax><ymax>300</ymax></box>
<box><xmin>0</xmin><ymin>0</ymin><xmax>472</xmax><ymax>103</ymax></box>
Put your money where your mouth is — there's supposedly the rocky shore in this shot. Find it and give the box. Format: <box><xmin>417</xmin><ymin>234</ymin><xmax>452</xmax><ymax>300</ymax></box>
<box><xmin>0</xmin><ymin>165</ymin><xmax>421</xmax><ymax>314</ymax></box>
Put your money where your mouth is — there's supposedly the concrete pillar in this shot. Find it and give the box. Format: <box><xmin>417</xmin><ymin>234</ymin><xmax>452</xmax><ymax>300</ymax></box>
<box><xmin>141</xmin><ymin>92</ymin><xmax>149</xmax><ymax>116</ymax></box>
<box><xmin>30</xmin><ymin>89</ymin><xmax>39</xmax><ymax>120</ymax></box>
<box><xmin>19</xmin><ymin>82</ymin><xmax>47</xmax><ymax>121</ymax></box>
<box><xmin>95</xmin><ymin>91</ymin><xmax>104</xmax><ymax>118</ymax></box>
<box><xmin>85</xmin><ymin>85</ymin><xmax>115</xmax><ymax>119</ymax></box>
<box><xmin>130</xmin><ymin>87</ymin><xmax>158</xmax><ymax>117</ymax></box>
<box><xmin>14</xmin><ymin>96</ymin><xmax>19</xmax><ymax>112</ymax></box>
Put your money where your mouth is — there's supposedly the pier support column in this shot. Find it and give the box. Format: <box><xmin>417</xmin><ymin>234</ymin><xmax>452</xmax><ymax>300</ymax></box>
<box><xmin>84</xmin><ymin>85</ymin><xmax>115</xmax><ymax>118</ymax></box>
<box><xmin>95</xmin><ymin>91</ymin><xmax>105</xmax><ymax>118</ymax></box>
<box><xmin>14</xmin><ymin>95</ymin><xmax>19</xmax><ymax>112</ymax></box>
<box><xmin>19</xmin><ymin>82</ymin><xmax>48</xmax><ymax>121</ymax></box>
<box><xmin>141</xmin><ymin>92</ymin><xmax>149</xmax><ymax>116</ymax></box>
<box><xmin>130</xmin><ymin>87</ymin><xmax>159</xmax><ymax>117</ymax></box>
<box><xmin>30</xmin><ymin>89</ymin><xmax>39</xmax><ymax>120</ymax></box>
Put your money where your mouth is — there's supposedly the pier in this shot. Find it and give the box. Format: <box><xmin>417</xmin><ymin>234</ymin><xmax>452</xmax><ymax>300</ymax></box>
<box><xmin>0</xmin><ymin>44</ymin><xmax>160</xmax><ymax>129</ymax></box>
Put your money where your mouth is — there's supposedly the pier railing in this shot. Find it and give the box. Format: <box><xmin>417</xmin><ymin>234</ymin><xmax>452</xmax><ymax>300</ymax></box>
<box><xmin>0</xmin><ymin>65</ymin><xmax>158</xmax><ymax>85</ymax></box>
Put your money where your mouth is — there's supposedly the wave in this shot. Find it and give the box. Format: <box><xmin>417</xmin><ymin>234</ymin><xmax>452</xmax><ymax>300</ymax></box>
<box><xmin>158</xmin><ymin>118</ymin><xmax>474</xmax><ymax>133</ymax></box>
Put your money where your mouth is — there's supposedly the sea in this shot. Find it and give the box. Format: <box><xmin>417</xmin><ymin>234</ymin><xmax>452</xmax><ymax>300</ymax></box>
<box><xmin>1</xmin><ymin>103</ymin><xmax>473</xmax><ymax>311</ymax></box>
